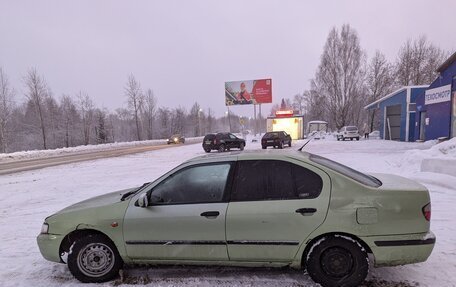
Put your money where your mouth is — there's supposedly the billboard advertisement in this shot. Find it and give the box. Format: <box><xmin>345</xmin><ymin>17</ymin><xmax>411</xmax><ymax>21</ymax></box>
<box><xmin>225</xmin><ymin>79</ymin><xmax>272</xmax><ymax>106</ymax></box>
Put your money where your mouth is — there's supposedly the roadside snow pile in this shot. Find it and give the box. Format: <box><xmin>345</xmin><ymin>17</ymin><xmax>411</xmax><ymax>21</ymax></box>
<box><xmin>400</xmin><ymin>138</ymin><xmax>456</xmax><ymax>176</ymax></box>
<box><xmin>0</xmin><ymin>136</ymin><xmax>204</xmax><ymax>162</ymax></box>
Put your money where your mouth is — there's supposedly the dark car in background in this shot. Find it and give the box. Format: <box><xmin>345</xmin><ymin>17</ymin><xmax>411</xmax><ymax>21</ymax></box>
<box><xmin>262</xmin><ymin>131</ymin><xmax>292</xmax><ymax>149</ymax></box>
<box><xmin>202</xmin><ymin>132</ymin><xmax>245</xmax><ymax>153</ymax></box>
<box><xmin>167</xmin><ymin>134</ymin><xmax>185</xmax><ymax>144</ymax></box>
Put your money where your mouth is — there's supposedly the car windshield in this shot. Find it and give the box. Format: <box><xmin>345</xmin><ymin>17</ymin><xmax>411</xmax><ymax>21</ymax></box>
<box><xmin>309</xmin><ymin>154</ymin><xmax>382</xmax><ymax>187</ymax></box>
<box><xmin>346</xmin><ymin>126</ymin><xmax>358</xmax><ymax>131</ymax></box>
<box><xmin>204</xmin><ymin>134</ymin><xmax>215</xmax><ymax>140</ymax></box>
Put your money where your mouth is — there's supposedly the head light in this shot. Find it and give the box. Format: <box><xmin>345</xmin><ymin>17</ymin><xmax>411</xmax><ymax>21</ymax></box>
<box><xmin>41</xmin><ymin>222</ymin><xmax>49</xmax><ymax>234</ymax></box>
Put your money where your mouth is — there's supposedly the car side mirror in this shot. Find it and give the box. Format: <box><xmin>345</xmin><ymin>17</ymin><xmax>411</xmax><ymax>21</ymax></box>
<box><xmin>137</xmin><ymin>193</ymin><xmax>149</xmax><ymax>208</ymax></box>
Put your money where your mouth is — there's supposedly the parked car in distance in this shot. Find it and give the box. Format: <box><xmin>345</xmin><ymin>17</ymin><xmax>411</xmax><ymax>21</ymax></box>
<box><xmin>337</xmin><ymin>126</ymin><xmax>360</xmax><ymax>141</ymax></box>
<box><xmin>167</xmin><ymin>134</ymin><xmax>185</xmax><ymax>144</ymax></box>
<box><xmin>369</xmin><ymin>130</ymin><xmax>380</xmax><ymax>139</ymax></box>
<box><xmin>202</xmin><ymin>132</ymin><xmax>245</xmax><ymax>152</ymax></box>
<box><xmin>37</xmin><ymin>150</ymin><xmax>435</xmax><ymax>287</ymax></box>
<box><xmin>261</xmin><ymin>131</ymin><xmax>292</xmax><ymax>149</ymax></box>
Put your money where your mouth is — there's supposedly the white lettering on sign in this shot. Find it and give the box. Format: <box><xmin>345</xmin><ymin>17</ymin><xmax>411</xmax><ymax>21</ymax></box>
<box><xmin>425</xmin><ymin>84</ymin><xmax>451</xmax><ymax>105</ymax></box>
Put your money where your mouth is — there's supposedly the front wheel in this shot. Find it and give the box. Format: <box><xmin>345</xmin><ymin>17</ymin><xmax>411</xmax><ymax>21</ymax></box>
<box><xmin>278</xmin><ymin>141</ymin><xmax>284</xmax><ymax>149</ymax></box>
<box><xmin>218</xmin><ymin>144</ymin><xmax>226</xmax><ymax>153</ymax></box>
<box><xmin>288</xmin><ymin>141</ymin><xmax>292</xmax><ymax>147</ymax></box>
<box><xmin>306</xmin><ymin>236</ymin><xmax>368</xmax><ymax>287</ymax></box>
<box><xmin>67</xmin><ymin>234</ymin><xmax>123</xmax><ymax>283</ymax></box>
<box><xmin>239</xmin><ymin>142</ymin><xmax>245</xmax><ymax>151</ymax></box>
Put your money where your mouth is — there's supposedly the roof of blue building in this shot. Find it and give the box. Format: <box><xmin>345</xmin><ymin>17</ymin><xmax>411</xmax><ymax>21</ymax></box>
<box><xmin>364</xmin><ymin>85</ymin><xmax>428</xmax><ymax>110</ymax></box>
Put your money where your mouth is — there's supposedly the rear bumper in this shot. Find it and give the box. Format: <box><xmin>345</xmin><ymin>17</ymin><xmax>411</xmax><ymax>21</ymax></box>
<box><xmin>362</xmin><ymin>231</ymin><xmax>435</xmax><ymax>267</ymax></box>
<box><xmin>37</xmin><ymin>233</ymin><xmax>65</xmax><ymax>263</ymax></box>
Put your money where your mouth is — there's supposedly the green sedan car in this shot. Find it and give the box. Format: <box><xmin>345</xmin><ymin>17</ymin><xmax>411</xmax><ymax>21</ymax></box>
<box><xmin>37</xmin><ymin>151</ymin><xmax>435</xmax><ymax>287</ymax></box>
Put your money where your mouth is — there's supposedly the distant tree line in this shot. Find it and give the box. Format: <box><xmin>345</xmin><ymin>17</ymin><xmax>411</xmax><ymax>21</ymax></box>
<box><xmin>274</xmin><ymin>24</ymin><xmax>448</xmax><ymax>132</ymax></box>
<box><xmin>0</xmin><ymin>70</ymin><xmax>254</xmax><ymax>153</ymax></box>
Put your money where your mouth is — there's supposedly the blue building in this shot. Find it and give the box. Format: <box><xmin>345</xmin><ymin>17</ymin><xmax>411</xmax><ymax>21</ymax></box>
<box><xmin>415</xmin><ymin>52</ymin><xmax>456</xmax><ymax>141</ymax></box>
<box><xmin>365</xmin><ymin>86</ymin><xmax>427</xmax><ymax>141</ymax></box>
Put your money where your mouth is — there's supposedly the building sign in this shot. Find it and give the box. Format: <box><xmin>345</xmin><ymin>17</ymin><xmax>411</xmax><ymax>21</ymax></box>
<box><xmin>225</xmin><ymin>79</ymin><xmax>272</xmax><ymax>106</ymax></box>
<box><xmin>275</xmin><ymin>110</ymin><xmax>294</xmax><ymax>117</ymax></box>
<box><xmin>425</xmin><ymin>84</ymin><xmax>451</xmax><ymax>105</ymax></box>
<box><xmin>452</xmin><ymin>91</ymin><xmax>456</xmax><ymax>137</ymax></box>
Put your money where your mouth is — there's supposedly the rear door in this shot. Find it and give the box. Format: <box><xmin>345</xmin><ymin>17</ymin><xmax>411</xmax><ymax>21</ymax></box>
<box><xmin>226</xmin><ymin>159</ymin><xmax>330</xmax><ymax>262</ymax></box>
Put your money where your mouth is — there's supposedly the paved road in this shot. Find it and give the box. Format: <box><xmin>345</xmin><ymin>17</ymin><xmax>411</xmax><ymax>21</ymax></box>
<box><xmin>0</xmin><ymin>143</ymin><xmax>187</xmax><ymax>175</ymax></box>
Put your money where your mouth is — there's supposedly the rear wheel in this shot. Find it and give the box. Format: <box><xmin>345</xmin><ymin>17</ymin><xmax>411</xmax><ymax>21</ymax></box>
<box><xmin>218</xmin><ymin>144</ymin><xmax>226</xmax><ymax>152</ymax></box>
<box><xmin>306</xmin><ymin>236</ymin><xmax>368</xmax><ymax>287</ymax></box>
<box><xmin>356</xmin><ymin>137</ymin><xmax>359</xmax><ymax>141</ymax></box>
<box><xmin>204</xmin><ymin>148</ymin><xmax>211</xmax><ymax>153</ymax></box>
<box><xmin>239</xmin><ymin>142</ymin><xmax>245</xmax><ymax>151</ymax></box>
<box><xmin>262</xmin><ymin>145</ymin><xmax>267</xmax><ymax>149</ymax></box>
<box><xmin>67</xmin><ymin>234</ymin><xmax>122</xmax><ymax>283</ymax></box>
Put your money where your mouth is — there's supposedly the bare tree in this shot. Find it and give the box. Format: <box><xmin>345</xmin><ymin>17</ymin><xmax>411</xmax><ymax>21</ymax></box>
<box><xmin>78</xmin><ymin>92</ymin><xmax>94</xmax><ymax>145</ymax></box>
<box><xmin>0</xmin><ymin>68</ymin><xmax>15</xmax><ymax>153</ymax></box>
<box><xmin>292</xmin><ymin>93</ymin><xmax>306</xmax><ymax>115</ymax></box>
<box><xmin>61</xmin><ymin>95</ymin><xmax>80</xmax><ymax>147</ymax></box>
<box><xmin>314</xmin><ymin>24</ymin><xmax>366</xmax><ymax>129</ymax></box>
<box><xmin>142</xmin><ymin>88</ymin><xmax>157</xmax><ymax>140</ymax></box>
<box><xmin>395</xmin><ymin>36</ymin><xmax>447</xmax><ymax>86</ymax></box>
<box><xmin>366</xmin><ymin>51</ymin><xmax>394</xmax><ymax>131</ymax></box>
<box><xmin>125</xmin><ymin>74</ymin><xmax>144</xmax><ymax>141</ymax></box>
<box><xmin>24</xmin><ymin>68</ymin><xmax>49</xmax><ymax>149</ymax></box>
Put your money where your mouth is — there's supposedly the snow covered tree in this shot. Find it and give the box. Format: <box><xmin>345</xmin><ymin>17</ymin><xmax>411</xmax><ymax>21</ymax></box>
<box><xmin>125</xmin><ymin>74</ymin><xmax>144</xmax><ymax>141</ymax></box>
<box><xmin>142</xmin><ymin>88</ymin><xmax>157</xmax><ymax>140</ymax></box>
<box><xmin>0</xmin><ymin>68</ymin><xmax>15</xmax><ymax>153</ymax></box>
<box><xmin>314</xmin><ymin>24</ymin><xmax>366</xmax><ymax>129</ymax></box>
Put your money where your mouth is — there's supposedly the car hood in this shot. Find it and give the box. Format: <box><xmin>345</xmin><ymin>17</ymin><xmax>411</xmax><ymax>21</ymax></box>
<box><xmin>369</xmin><ymin>173</ymin><xmax>427</xmax><ymax>192</ymax></box>
<box><xmin>54</xmin><ymin>187</ymin><xmax>136</xmax><ymax>215</ymax></box>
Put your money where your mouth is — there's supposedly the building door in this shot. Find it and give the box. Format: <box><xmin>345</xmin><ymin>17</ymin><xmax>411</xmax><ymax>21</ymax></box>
<box><xmin>419</xmin><ymin>111</ymin><xmax>427</xmax><ymax>141</ymax></box>
<box><xmin>385</xmin><ymin>105</ymin><xmax>402</xmax><ymax>140</ymax></box>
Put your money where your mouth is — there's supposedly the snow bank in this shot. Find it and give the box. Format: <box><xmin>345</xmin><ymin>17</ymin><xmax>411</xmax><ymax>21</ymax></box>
<box><xmin>399</xmin><ymin>138</ymin><xmax>456</xmax><ymax>176</ymax></box>
<box><xmin>0</xmin><ymin>136</ymin><xmax>204</xmax><ymax>162</ymax></box>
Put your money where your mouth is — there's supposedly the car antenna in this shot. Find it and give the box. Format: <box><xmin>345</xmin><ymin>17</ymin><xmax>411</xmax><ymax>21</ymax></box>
<box><xmin>298</xmin><ymin>137</ymin><xmax>313</xmax><ymax>151</ymax></box>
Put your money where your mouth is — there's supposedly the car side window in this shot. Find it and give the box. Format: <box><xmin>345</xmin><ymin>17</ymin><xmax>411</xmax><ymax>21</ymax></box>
<box><xmin>150</xmin><ymin>163</ymin><xmax>232</xmax><ymax>205</ymax></box>
<box><xmin>292</xmin><ymin>164</ymin><xmax>323</xmax><ymax>199</ymax></box>
<box><xmin>229</xmin><ymin>134</ymin><xmax>236</xmax><ymax>139</ymax></box>
<box><xmin>231</xmin><ymin>160</ymin><xmax>323</xmax><ymax>201</ymax></box>
<box><xmin>231</xmin><ymin>160</ymin><xmax>295</xmax><ymax>201</ymax></box>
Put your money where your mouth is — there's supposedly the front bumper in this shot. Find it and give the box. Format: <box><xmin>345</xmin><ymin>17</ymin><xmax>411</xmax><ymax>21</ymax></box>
<box><xmin>363</xmin><ymin>231</ymin><xmax>435</xmax><ymax>267</ymax></box>
<box><xmin>37</xmin><ymin>233</ymin><xmax>65</xmax><ymax>263</ymax></box>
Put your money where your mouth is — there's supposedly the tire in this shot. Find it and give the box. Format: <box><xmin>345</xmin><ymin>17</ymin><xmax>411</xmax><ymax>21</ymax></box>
<box><xmin>278</xmin><ymin>141</ymin><xmax>284</xmax><ymax>149</ymax></box>
<box><xmin>306</xmin><ymin>236</ymin><xmax>368</xmax><ymax>287</ymax></box>
<box><xmin>288</xmin><ymin>141</ymin><xmax>292</xmax><ymax>147</ymax></box>
<box><xmin>350</xmin><ymin>138</ymin><xmax>353</xmax><ymax>141</ymax></box>
<box><xmin>204</xmin><ymin>148</ymin><xmax>211</xmax><ymax>153</ymax></box>
<box><xmin>262</xmin><ymin>145</ymin><xmax>267</xmax><ymax>149</ymax></box>
<box><xmin>337</xmin><ymin>138</ymin><xmax>340</xmax><ymax>141</ymax></box>
<box><xmin>239</xmin><ymin>142</ymin><xmax>245</xmax><ymax>151</ymax></box>
<box><xmin>218</xmin><ymin>144</ymin><xmax>226</xmax><ymax>153</ymax></box>
<box><xmin>356</xmin><ymin>137</ymin><xmax>359</xmax><ymax>141</ymax></box>
<box><xmin>67</xmin><ymin>234</ymin><xmax>122</xmax><ymax>283</ymax></box>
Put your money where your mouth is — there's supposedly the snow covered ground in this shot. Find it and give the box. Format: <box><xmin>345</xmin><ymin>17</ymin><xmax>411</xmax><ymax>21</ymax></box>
<box><xmin>0</xmin><ymin>138</ymin><xmax>455</xmax><ymax>287</ymax></box>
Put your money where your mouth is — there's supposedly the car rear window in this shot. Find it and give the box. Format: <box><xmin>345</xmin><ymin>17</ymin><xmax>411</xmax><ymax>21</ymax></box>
<box><xmin>264</xmin><ymin>132</ymin><xmax>279</xmax><ymax>138</ymax></box>
<box><xmin>204</xmin><ymin>134</ymin><xmax>215</xmax><ymax>140</ymax></box>
<box><xmin>309</xmin><ymin>154</ymin><xmax>381</xmax><ymax>187</ymax></box>
<box><xmin>346</xmin><ymin>126</ymin><xmax>358</xmax><ymax>131</ymax></box>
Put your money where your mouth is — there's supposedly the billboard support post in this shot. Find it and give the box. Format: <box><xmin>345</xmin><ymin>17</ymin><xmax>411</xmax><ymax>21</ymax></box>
<box><xmin>254</xmin><ymin>104</ymin><xmax>257</xmax><ymax>136</ymax></box>
<box><xmin>259</xmin><ymin>104</ymin><xmax>262</xmax><ymax>133</ymax></box>
<box><xmin>227</xmin><ymin>107</ymin><xmax>232</xmax><ymax>133</ymax></box>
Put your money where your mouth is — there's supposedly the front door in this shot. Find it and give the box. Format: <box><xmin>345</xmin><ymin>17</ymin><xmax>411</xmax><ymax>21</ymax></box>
<box><xmin>123</xmin><ymin>162</ymin><xmax>234</xmax><ymax>261</ymax></box>
<box><xmin>226</xmin><ymin>159</ymin><xmax>330</xmax><ymax>262</ymax></box>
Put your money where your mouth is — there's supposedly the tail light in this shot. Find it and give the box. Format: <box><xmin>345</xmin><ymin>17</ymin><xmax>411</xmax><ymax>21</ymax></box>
<box><xmin>422</xmin><ymin>203</ymin><xmax>431</xmax><ymax>221</ymax></box>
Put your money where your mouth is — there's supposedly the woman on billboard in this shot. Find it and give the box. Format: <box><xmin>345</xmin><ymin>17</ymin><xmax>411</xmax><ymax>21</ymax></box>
<box><xmin>235</xmin><ymin>82</ymin><xmax>253</xmax><ymax>104</ymax></box>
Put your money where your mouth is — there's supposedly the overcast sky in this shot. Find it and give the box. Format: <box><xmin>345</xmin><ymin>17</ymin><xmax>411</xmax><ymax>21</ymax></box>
<box><xmin>1</xmin><ymin>0</ymin><xmax>455</xmax><ymax>117</ymax></box>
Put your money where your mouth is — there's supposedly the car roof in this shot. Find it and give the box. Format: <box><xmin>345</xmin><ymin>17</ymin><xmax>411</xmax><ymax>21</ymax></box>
<box><xmin>185</xmin><ymin>150</ymin><xmax>312</xmax><ymax>164</ymax></box>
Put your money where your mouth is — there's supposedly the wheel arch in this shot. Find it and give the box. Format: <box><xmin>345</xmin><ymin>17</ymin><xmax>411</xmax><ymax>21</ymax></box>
<box><xmin>59</xmin><ymin>228</ymin><xmax>117</xmax><ymax>261</ymax></box>
<box><xmin>300</xmin><ymin>232</ymin><xmax>372</xmax><ymax>268</ymax></box>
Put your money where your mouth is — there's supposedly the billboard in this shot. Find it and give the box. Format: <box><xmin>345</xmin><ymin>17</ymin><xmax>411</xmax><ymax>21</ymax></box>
<box><xmin>225</xmin><ymin>78</ymin><xmax>272</xmax><ymax>106</ymax></box>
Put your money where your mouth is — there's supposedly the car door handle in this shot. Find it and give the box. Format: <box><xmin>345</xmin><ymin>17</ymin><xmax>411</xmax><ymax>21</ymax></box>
<box><xmin>295</xmin><ymin>208</ymin><xmax>317</xmax><ymax>215</ymax></box>
<box><xmin>200</xmin><ymin>211</ymin><xmax>220</xmax><ymax>218</ymax></box>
